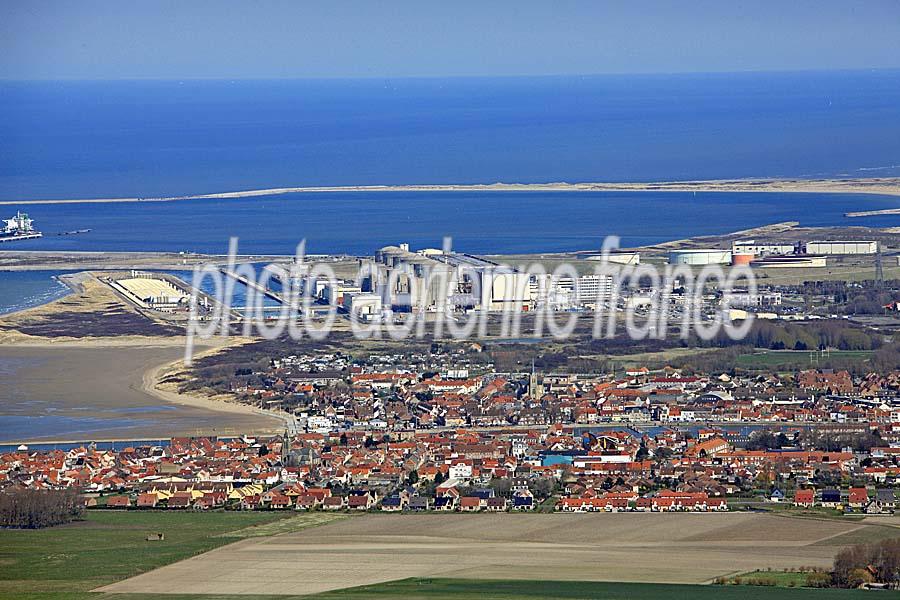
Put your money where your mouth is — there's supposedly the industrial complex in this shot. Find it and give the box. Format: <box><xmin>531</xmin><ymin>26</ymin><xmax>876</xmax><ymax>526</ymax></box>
<box><xmin>81</xmin><ymin>234</ymin><xmax>892</xmax><ymax>332</ymax></box>
<box><xmin>367</xmin><ymin>244</ymin><xmax>616</xmax><ymax>317</ymax></box>
<box><xmin>667</xmin><ymin>238</ymin><xmax>881</xmax><ymax>267</ymax></box>
<box><xmin>106</xmin><ymin>271</ymin><xmax>192</xmax><ymax>312</ymax></box>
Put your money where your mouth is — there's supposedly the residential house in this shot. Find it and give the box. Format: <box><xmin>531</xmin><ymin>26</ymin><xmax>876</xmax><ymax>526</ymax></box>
<box><xmin>794</xmin><ymin>489</ymin><xmax>815</xmax><ymax>507</ymax></box>
<box><xmin>875</xmin><ymin>489</ymin><xmax>896</xmax><ymax>514</ymax></box>
<box><xmin>820</xmin><ymin>489</ymin><xmax>842</xmax><ymax>508</ymax></box>
<box><xmin>106</xmin><ymin>495</ymin><xmax>130</xmax><ymax>509</ymax></box>
<box><xmin>847</xmin><ymin>487</ymin><xmax>869</xmax><ymax>509</ymax></box>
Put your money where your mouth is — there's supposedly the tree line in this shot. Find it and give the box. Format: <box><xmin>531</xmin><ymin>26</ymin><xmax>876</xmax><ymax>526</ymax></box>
<box><xmin>700</xmin><ymin>320</ymin><xmax>882</xmax><ymax>352</ymax></box>
<box><xmin>0</xmin><ymin>488</ymin><xmax>84</xmax><ymax>529</ymax></box>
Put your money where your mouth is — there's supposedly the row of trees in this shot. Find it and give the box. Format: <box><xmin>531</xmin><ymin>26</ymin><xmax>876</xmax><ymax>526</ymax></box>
<box><xmin>0</xmin><ymin>488</ymin><xmax>84</xmax><ymax>529</ymax></box>
<box><xmin>701</xmin><ymin>321</ymin><xmax>881</xmax><ymax>352</ymax></box>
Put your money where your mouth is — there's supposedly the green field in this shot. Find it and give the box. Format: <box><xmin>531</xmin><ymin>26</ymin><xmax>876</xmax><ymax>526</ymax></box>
<box><xmin>312</xmin><ymin>578</ymin><xmax>872</xmax><ymax>599</ymax></box>
<box><xmin>3</xmin><ymin>578</ymin><xmax>876</xmax><ymax>600</ymax></box>
<box><xmin>736</xmin><ymin>350</ymin><xmax>873</xmax><ymax>370</ymax></box>
<box><xmin>0</xmin><ymin>510</ymin><xmax>330</xmax><ymax>599</ymax></box>
<box><xmin>725</xmin><ymin>570</ymin><xmax>817</xmax><ymax>588</ymax></box>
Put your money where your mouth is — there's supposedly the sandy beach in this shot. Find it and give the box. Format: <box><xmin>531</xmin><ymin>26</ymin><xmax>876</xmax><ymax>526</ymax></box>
<box><xmin>0</xmin><ymin>273</ymin><xmax>183</xmax><ymax>343</ymax></box>
<box><xmin>1</xmin><ymin>176</ymin><xmax>899</xmax><ymax>205</ymax></box>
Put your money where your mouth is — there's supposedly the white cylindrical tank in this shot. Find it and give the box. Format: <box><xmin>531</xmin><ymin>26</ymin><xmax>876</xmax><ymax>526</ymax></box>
<box><xmin>668</xmin><ymin>249</ymin><xmax>732</xmax><ymax>265</ymax></box>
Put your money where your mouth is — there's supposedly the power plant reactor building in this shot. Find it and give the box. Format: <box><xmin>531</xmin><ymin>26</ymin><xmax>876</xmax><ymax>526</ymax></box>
<box><xmin>372</xmin><ymin>244</ymin><xmax>533</xmax><ymax>313</ymax></box>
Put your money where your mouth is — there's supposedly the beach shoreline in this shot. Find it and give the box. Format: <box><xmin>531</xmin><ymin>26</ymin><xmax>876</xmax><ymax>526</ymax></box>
<box><xmin>2</xmin><ymin>176</ymin><xmax>900</xmax><ymax>205</ymax></box>
<box><xmin>140</xmin><ymin>344</ymin><xmax>294</xmax><ymax>433</ymax></box>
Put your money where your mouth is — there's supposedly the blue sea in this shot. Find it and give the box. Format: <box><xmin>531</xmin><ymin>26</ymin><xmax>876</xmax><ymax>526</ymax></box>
<box><xmin>0</xmin><ymin>270</ymin><xmax>76</xmax><ymax>315</ymax></box>
<box><xmin>1</xmin><ymin>190</ymin><xmax>898</xmax><ymax>256</ymax></box>
<box><xmin>2</xmin><ymin>71</ymin><xmax>900</xmax><ymax>199</ymax></box>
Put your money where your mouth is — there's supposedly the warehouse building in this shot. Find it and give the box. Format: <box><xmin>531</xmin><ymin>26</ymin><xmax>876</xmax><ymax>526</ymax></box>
<box><xmin>803</xmin><ymin>241</ymin><xmax>877</xmax><ymax>255</ymax></box>
<box><xmin>721</xmin><ymin>290</ymin><xmax>782</xmax><ymax>307</ymax></box>
<box><xmin>111</xmin><ymin>273</ymin><xmax>190</xmax><ymax>312</ymax></box>
<box><xmin>732</xmin><ymin>240</ymin><xmax>796</xmax><ymax>257</ymax></box>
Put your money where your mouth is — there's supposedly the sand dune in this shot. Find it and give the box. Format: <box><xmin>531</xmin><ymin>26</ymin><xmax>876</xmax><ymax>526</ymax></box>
<box><xmin>2</xmin><ymin>177</ymin><xmax>899</xmax><ymax>205</ymax></box>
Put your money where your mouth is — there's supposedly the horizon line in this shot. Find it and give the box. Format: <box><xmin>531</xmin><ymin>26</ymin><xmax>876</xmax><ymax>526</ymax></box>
<box><xmin>2</xmin><ymin>66</ymin><xmax>900</xmax><ymax>83</ymax></box>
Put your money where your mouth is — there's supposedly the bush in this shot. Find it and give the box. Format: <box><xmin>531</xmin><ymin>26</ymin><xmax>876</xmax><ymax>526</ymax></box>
<box><xmin>847</xmin><ymin>568</ymin><xmax>874</xmax><ymax>588</ymax></box>
<box><xmin>745</xmin><ymin>577</ymin><xmax>776</xmax><ymax>586</ymax></box>
<box><xmin>805</xmin><ymin>572</ymin><xmax>832</xmax><ymax>588</ymax></box>
<box><xmin>0</xmin><ymin>488</ymin><xmax>84</xmax><ymax>528</ymax></box>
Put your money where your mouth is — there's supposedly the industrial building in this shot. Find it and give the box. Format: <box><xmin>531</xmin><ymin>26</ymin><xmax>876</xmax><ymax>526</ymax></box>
<box><xmin>345</xmin><ymin>293</ymin><xmax>382</xmax><ymax>321</ymax></box>
<box><xmin>111</xmin><ymin>273</ymin><xmax>190</xmax><ymax>311</ymax></box>
<box><xmin>320</xmin><ymin>281</ymin><xmax>361</xmax><ymax>306</ymax></box>
<box><xmin>753</xmin><ymin>255</ymin><xmax>828</xmax><ymax>268</ymax></box>
<box><xmin>539</xmin><ymin>274</ymin><xmax>615</xmax><ymax>309</ymax></box>
<box><xmin>372</xmin><ymin>244</ymin><xmax>532</xmax><ymax>313</ymax></box>
<box><xmin>574</xmin><ymin>274</ymin><xmax>615</xmax><ymax>305</ymax></box>
<box><xmin>721</xmin><ymin>290</ymin><xmax>782</xmax><ymax>307</ymax></box>
<box><xmin>731</xmin><ymin>240</ymin><xmax>796</xmax><ymax>257</ymax></box>
<box><xmin>668</xmin><ymin>249</ymin><xmax>732</xmax><ymax>265</ymax></box>
<box><xmin>803</xmin><ymin>241</ymin><xmax>877</xmax><ymax>255</ymax></box>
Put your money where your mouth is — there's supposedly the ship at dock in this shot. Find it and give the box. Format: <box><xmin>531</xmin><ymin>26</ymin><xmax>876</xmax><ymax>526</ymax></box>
<box><xmin>0</xmin><ymin>211</ymin><xmax>43</xmax><ymax>242</ymax></box>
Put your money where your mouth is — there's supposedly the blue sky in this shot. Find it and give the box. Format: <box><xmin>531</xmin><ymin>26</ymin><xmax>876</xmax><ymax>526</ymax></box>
<box><xmin>2</xmin><ymin>1</ymin><xmax>900</xmax><ymax>79</ymax></box>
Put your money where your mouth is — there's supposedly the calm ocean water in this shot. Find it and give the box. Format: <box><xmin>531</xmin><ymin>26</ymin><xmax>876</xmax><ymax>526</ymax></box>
<box><xmin>2</xmin><ymin>71</ymin><xmax>900</xmax><ymax>199</ymax></box>
<box><xmin>0</xmin><ymin>270</ymin><xmax>75</xmax><ymax>315</ymax></box>
<box><xmin>2</xmin><ymin>190</ymin><xmax>898</xmax><ymax>256</ymax></box>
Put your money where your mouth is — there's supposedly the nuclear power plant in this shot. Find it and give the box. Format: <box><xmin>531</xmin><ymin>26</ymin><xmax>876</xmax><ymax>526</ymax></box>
<box><xmin>364</xmin><ymin>244</ymin><xmax>615</xmax><ymax>315</ymax></box>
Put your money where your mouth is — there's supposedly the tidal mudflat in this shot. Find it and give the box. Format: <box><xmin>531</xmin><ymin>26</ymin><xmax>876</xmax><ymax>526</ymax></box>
<box><xmin>0</xmin><ymin>344</ymin><xmax>281</xmax><ymax>443</ymax></box>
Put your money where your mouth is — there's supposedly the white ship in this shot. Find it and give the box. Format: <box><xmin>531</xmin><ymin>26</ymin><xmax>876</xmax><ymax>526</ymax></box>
<box><xmin>0</xmin><ymin>211</ymin><xmax>43</xmax><ymax>242</ymax></box>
